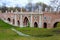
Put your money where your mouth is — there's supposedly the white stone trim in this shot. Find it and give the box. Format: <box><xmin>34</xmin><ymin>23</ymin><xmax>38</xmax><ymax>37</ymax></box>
<box><xmin>14</xmin><ymin>12</ymin><xmax>43</xmax><ymax>15</ymax></box>
<box><xmin>30</xmin><ymin>14</ymin><xmax>33</xmax><ymax>27</ymax></box>
<box><xmin>39</xmin><ymin>15</ymin><xmax>42</xmax><ymax>28</ymax></box>
<box><xmin>20</xmin><ymin>15</ymin><xmax>23</xmax><ymax>27</ymax></box>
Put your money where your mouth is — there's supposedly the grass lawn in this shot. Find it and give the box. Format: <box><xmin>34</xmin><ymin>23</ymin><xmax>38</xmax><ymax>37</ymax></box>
<box><xmin>0</xmin><ymin>19</ymin><xmax>60</xmax><ymax>40</ymax></box>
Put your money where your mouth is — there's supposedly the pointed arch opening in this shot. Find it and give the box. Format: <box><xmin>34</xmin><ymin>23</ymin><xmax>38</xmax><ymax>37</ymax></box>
<box><xmin>53</xmin><ymin>22</ymin><xmax>60</xmax><ymax>28</ymax></box>
<box><xmin>17</xmin><ymin>20</ymin><xmax>20</xmax><ymax>26</ymax></box>
<box><xmin>43</xmin><ymin>22</ymin><xmax>47</xmax><ymax>28</ymax></box>
<box><xmin>7</xmin><ymin>18</ymin><xmax>11</xmax><ymax>22</ymax></box>
<box><xmin>23</xmin><ymin>17</ymin><xmax>29</xmax><ymax>27</ymax></box>
<box><xmin>34</xmin><ymin>22</ymin><xmax>38</xmax><ymax>27</ymax></box>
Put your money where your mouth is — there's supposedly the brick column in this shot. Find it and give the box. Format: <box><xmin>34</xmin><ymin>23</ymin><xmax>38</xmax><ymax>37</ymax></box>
<box><xmin>15</xmin><ymin>14</ymin><xmax>17</xmax><ymax>26</ymax></box>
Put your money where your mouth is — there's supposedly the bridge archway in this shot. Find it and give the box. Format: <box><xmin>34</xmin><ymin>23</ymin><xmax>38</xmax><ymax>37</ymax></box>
<box><xmin>17</xmin><ymin>20</ymin><xmax>20</xmax><ymax>26</ymax></box>
<box><xmin>23</xmin><ymin>17</ymin><xmax>29</xmax><ymax>27</ymax></box>
<box><xmin>53</xmin><ymin>22</ymin><xmax>60</xmax><ymax>28</ymax></box>
<box><xmin>7</xmin><ymin>18</ymin><xmax>11</xmax><ymax>22</ymax></box>
<box><xmin>43</xmin><ymin>22</ymin><xmax>47</xmax><ymax>28</ymax></box>
<box><xmin>34</xmin><ymin>22</ymin><xmax>38</xmax><ymax>27</ymax></box>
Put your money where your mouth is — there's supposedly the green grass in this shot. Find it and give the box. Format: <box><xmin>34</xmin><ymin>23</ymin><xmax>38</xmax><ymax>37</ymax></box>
<box><xmin>0</xmin><ymin>19</ymin><xmax>60</xmax><ymax>40</ymax></box>
<box><xmin>56</xmin><ymin>23</ymin><xmax>60</xmax><ymax>28</ymax></box>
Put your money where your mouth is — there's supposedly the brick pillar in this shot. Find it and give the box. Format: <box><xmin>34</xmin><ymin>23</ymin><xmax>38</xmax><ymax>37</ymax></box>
<box><xmin>15</xmin><ymin>14</ymin><xmax>17</xmax><ymax>26</ymax></box>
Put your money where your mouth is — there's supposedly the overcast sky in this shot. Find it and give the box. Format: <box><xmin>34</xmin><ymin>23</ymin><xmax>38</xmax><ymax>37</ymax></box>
<box><xmin>0</xmin><ymin>0</ymin><xmax>51</xmax><ymax>7</ymax></box>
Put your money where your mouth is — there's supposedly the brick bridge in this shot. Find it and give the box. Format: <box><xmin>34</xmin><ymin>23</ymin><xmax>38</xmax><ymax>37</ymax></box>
<box><xmin>0</xmin><ymin>11</ymin><xmax>60</xmax><ymax>28</ymax></box>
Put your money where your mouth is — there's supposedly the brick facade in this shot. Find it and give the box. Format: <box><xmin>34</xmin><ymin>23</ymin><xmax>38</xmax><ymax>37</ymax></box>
<box><xmin>0</xmin><ymin>11</ymin><xmax>60</xmax><ymax>28</ymax></box>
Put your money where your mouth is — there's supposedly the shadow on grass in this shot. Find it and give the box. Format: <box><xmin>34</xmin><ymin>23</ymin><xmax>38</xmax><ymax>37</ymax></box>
<box><xmin>52</xmin><ymin>30</ymin><xmax>60</xmax><ymax>34</ymax></box>
<box><xmin>31</xmin><ymin>34</ymin><xmax>53</xmax><ymax>38</ymax></box>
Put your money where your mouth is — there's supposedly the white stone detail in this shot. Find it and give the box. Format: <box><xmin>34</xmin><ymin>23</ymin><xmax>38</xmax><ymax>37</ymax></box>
<box><xmin>39</xmin><ymin>15</ymin><xmax>43</xmax><ymax>28</ymax></box>
<box><xmin>30</xmin><ymin>14</ymin><xmax>33</xmax><ymax>27</ymax></box>
<box><xmin>20</xmin><ymin>15</ymin><xmax>23</xmax><ymax>27</ymax></box>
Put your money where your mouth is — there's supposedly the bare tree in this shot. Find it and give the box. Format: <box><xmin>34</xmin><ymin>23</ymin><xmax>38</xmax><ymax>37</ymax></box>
<box><xmin>50</xmin><ymin>0</ymin><xmax>60</xmax><ymax>11</ymax></box>
<box><xmin>36</xmin><ymin>2</ymin><xmax>50</xmax><ymax>11</ymax></box>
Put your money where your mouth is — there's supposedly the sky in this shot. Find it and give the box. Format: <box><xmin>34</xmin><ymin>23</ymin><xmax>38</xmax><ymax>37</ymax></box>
<box><xmin>0</xmin><ymin>0</ymin><xmax>51</xmax><ymax>7</ymax></box>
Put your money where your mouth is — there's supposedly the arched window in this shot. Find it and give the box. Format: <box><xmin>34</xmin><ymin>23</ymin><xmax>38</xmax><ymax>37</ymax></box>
<box><xmin>43</xmin><ymin>22</ymin><xmax>47</xmax><ymax>28</ymax></box>
<box><xmin>7</xmin><ymin>18</ymin><xmax>11</xmax><ymax>22</ymax></box>
<box><xmin>53</xmin><ymin>22</ymin><xmax>59</xmax><ymax>28</ymax></box>
<box><xmin>34</xmin><ymin>22</ymin><xmax>38</xmax><ymax>27</ymax></box>
<box><xmin>23</xmin><ymin>17</ymin><xmax>29</xmax><ymax>27</ymax></box>
<box><xmin>17</xmin><ymin>20</ymin><xmax>20</xmax><ymax>26</ymax></box>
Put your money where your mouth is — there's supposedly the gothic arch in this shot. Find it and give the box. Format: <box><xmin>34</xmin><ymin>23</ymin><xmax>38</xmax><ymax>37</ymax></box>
<box><xmin>17</xmin><ymin>20</ymin><xmax>20</xmax><ymax>26</ymax></box>
<box><xmin>53</xmin><ymin>22</ymin><xmax>59</xmax><ymax>28</ymax></box>
<box><xmin>7</xmin><ymin>18</ymin><xmax>11</xmax><ymax>22</ymax></box>
<box><xmin>43</xmin><ymin>22</ymin><xmax>47</xmax><ymax>28</ymax></box>
<box><xmin>34</xmin><ymin>22</ymin><xmax>38</xmax><ymax>27</ymax></box>
<box><xmin>23</xmin><ymin>17</ymin><xmax>29</xmax><ymax>27</ymax></box>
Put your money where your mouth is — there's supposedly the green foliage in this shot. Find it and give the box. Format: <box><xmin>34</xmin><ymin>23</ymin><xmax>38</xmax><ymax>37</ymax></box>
<box><xmin>0</xmin><ymin>19</ymin><xmax>60</xmax><ymax>40</ymax></box>
<box><xmin>56</xmin><ymin>23</ymin><xmax>60</xmax><ymax>28</ymax></box>
<box><xmin>27</xmin><ymin>22</ymin><xmax>30</xmax><ymax>27</ymax></box>
<box><xmin>0</xmin><ymin>19</ymin><xmax>15</xmax><ymax>29</ymax></box>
